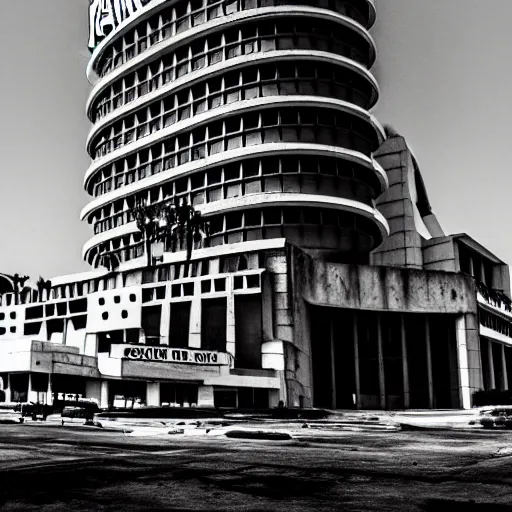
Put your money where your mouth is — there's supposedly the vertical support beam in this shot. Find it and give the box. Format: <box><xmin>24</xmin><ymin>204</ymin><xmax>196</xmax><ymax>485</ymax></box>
<box><xmin>226</xmin><ymin>277</ymin><xmax>236</xmax><ymax>369</ymax></box>
<box><xmin>159</xmin><ymin>301</ymin><xmax>171</xmax><ymax>346</ymax></box>
<box><xmin>27</xmin><ymin>373</ymin><xmax>33</xmax><ymax>403</ymax></box>
<box><xmin>501</xmin><ymin>344</ymin><xmax>508</xmax><ymax>391</ymax></box>
<box><xmin>353</xmin><ymin>313</ymin><xmax>361</xmax><ymax>410</ymax></box>
<box><xmin>488</xmin><ymin>339</ymin><xmax>496</xmax><ymax>390</ymax></box>
<box><xmin>425</xmin><ymin>316</ymin><xmax>434</xmax><ymax>409</ymax></box>
<box><xmin>330</xmin><ymin>315</ymin><xmax>336</xmax><ymax>410</ymax></box>
<box><xmin>377</xmin><ymin>314</ymin><xmax>386</xmax><ymax>409</ymax></box>
<box><xmin>400</xmin><ymin>314</ymin><xmax>410</xmax><ymax>409</ymax></box>
<box><xmin>469</xmin><ymin>256</ymin><xmax>475</xmax><ymax>278</ymax></box>
<box><xmin>62</xmin><ymin>319</ymin><xmax>68</xmax><ymax>346</ymax></box>
<box><xmin>146</xmin><ymin>382</ymin><xmax>160</xmax><ymax>406</ymax></box>
<box><xmin>5</xmin><ymin>374</ymin><xmax>11</xmax><ymax>404</ymax></box>
<box><xmin>47</xmin><ymin>374</ymin><xmax>53</xmax><ymax>406</ymax></box>
<box><xmin>188</xmin><ymin>296</ymin><xmax>202</xmax><ymax>349</ymax></box>
<box><xmin>455</xmin><ymin>315</ymin><xmax>471</xmax><ymax>409</ymax></box>
<box><xmin>100</xmin><ymin>380</ymin><xmax>109</xmax><ymax>409</ymax></box>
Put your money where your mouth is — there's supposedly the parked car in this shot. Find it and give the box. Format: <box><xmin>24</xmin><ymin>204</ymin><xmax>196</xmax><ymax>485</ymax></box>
<box><xmin>479</xmin><ymin>408</ymin><xmax>512</xmax><ymax>429</ymax></box>
<box><xmin>61</xmin><ymin>406</ymin><xmax>95</xmax><ymax>426</ymax></box>
<box><xmin>21</xmin><ymin>403</ymin><xmax>51</xmax><ymax>421</ymax></box>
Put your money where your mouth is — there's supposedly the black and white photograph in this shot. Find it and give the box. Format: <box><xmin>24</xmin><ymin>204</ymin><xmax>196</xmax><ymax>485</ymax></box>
<box><xmin>0</xmin><ymin>0</ymin><xmax>512</xmax><ymax>510</ymax></box>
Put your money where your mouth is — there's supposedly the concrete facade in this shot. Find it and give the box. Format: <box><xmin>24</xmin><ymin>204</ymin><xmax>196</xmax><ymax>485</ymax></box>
<box><xmin>1</xmin><ymin>2</ymin><xmax>511</xmax><ymax>411</ymax></box>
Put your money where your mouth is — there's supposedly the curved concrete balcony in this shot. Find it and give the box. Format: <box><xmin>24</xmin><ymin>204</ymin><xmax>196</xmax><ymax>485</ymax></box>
<box><xmin>81</xmin><ymin>142</ymin><xmax>388</xmax><ymax>223</ymax></box>
<box><xmin>87</xmin><ymin>0</ymin><xmax>377</xmax><ymax>84</ymax></box>
<box><xmin>85</xmin><ymin>95</ymin><xmax>385</xmax><ymax>189</ymax></box>
<box><xmin>82</xmin><ymin>192</ymin><xmax>389</xmax><ymax>264</ymax></box>
<box><xmin>86</xmin><ymin>50</ymin><xmax>380</xmax><ymax>152</ymax></box>
<box><xmin>87</xmin><ymin>4</ymin><xmax>377</xmax><ymax>104</ymax></box>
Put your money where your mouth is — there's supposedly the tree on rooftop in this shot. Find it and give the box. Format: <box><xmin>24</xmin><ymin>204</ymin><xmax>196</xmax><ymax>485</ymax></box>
<box><xmin>130</xmin><ymin>198</ymin><xmax>209</xmax><ymax>266</ymax></box>
<box><xmin>13</xmin><ymin>274</ymin><xmax>29</xmax><ymax>306</ymax></box>
<box><xmin>36</xmin><ymin>277</ymin><xmax>52</xmax><ymax>302</ymax></box>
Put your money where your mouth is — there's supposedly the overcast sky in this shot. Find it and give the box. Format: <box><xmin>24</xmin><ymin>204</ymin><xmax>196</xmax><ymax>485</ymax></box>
<box><xmin>1</xmin><ymin>0</ymin><xmax>511</xmax><ymax>280</ymax></box>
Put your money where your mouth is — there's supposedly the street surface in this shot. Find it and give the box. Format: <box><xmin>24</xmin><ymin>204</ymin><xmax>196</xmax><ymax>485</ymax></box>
<box><xmin>1</xmin><ymin>424</ymin><xmax>512</xmax><ymax>511</ymax></box>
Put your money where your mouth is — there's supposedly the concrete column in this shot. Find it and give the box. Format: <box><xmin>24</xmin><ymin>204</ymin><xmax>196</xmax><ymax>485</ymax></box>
<box><xmin>100</xmin><ymin>380</ymin><xmax>109</xmax><ymax>409</ymax></box>
<box><xmin>400</xmin><ymin>314</ymin><xmax>410</xmax><ymax>409</ymax></box>
<box><xmin>261</xmin><ymin>272</ymin><xmax>274</xmax><ymax>342</ymax></box>
<box><xmin>4</xmin><ymin>374</ymin><xmax>11</xmax><ymax>404</ymax></box>
<box><xmin>480</xmin><ymin>261</ymin><xmax>486</xmax><ymax>285</ymax></box>
<box><xmin>353</xmin><ymin>313</ymin><xmax>361</xmax><ymax>409</ymax></box>
<box><xmin>469</xmin><ymin>256</ymin><xmax>474</xmax><ymax>278</ymax></box>
<box><xmin>188</xmin><ymin>296</ymin><xmax>202</xmax><ymax>348</ymax></box>
<box><xmin>425</xmin><ymin>316</ymin><xmax>434</xmax><ymax>409</ymax></box>
<box><xmin>47</xmin><ymin>374</ymin><xmax>53</xmax><ymax>406</ymax></box>
<box><xmin>146</xmin><ymin>382</ymin><xmax>160</xmax><ymax>406</ymax></box>
<box><xmin>488</xmin><ymin>339</ymin><xmax>496</xmax><ymax>390</ymax></box>
<box><xmin>330</xmin><ymin>316</ymin><xmax>336</xmax><ymax>409</ymax></box>
<box><xmin>455</xmin><ymin>315</ymin><xmax>471</xmax><ymax>409</ymax></box>
<box><xmin>278</xmin><ymin>369</ymin><xmax>288</xmax><ymax>408</ymax></box>
<box><xmin>159</xmin><ymin>302</ymin><xmax>170</xmax><ymax>346</ymax></box>
<box><xmin>62</xmin><ymin>319</ymin><xmax>68</xmax><ymax>346</ymax></box>
<box><xmin>501</xmin><ymin>344</ymin><xmax>508</xmax><ymax>391</ymax></box>
<box><xmin>27</xmin><ymin>373</ymin><xmax>38</xmax><ymax>403</ymax></box>
<box><xmin>226</xmin><ymin>277</ymin><xmax>236</xmax><ymax>368</ymax></box>
<box><xmin>197</xmin><ymin>385</ymin><xmax>214</xmax><ymax>407</ymax></box>
<box><xmin>377</xmin><ymin>314</ymin><xmax>386</xmax><ymax>409</ymax></box>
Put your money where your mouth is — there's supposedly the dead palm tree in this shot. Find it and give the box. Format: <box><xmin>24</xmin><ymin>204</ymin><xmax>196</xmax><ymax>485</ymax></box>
<box><xmin>130</xmin><ymin>198</ymin><xmax>208</xmax><ymax>265</ymax></box>
<box><xmin>36</xmin><ymin>277</ymin><xmax>53</xmax><ymax>302</ymax></box>
<box><xmin>13</xmin><ymin>274</ymin><xmax>29</xmax><ymax>305</ymax></box>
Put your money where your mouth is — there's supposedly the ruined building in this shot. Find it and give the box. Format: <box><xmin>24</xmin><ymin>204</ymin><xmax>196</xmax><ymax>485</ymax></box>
<box><xmin>0</xmin><ymin>0</ymin><xmax>509</xmax><ymax>410</ymax></box>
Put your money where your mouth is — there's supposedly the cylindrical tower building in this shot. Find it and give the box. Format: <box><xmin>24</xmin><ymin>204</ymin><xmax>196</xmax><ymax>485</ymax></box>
<box><xmin>82</xmin><ymin>0</ymin><xmax>388</xmax><ymax>268</ymax></box>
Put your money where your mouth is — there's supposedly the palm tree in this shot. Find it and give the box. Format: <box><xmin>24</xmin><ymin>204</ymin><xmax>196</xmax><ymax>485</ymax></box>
<box><xmin>13</xmin><ymin>274</ymin><xmax>29</xmax><ymax>305</ymax></box>
<box><xmin>130</xmin><ymin>198</ymin><xmax>208</xmax><ymax>266</ymax></box>
<box><xmin>36</xmin><ymin>277</ymin><xmax>53</xmax><ymax>302</ymax></box>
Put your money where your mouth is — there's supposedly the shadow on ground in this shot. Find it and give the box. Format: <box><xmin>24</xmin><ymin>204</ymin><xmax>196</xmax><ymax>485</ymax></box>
<box><xmin>422</xmin><ymin>499</ymin><xmax>512</xmax><ymax>511</ymax></box>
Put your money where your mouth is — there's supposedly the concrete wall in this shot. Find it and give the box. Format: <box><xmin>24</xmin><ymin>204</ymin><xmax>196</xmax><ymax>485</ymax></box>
<box><xmin>87</xmin><ymin>287</ymin><xmax>142</xmax><ymax>333</ymax></box>
<box><xmin>494</xmin><ymin>264</ymin><xmax>511</xmax><ymax>297</ymax></box>
<box><xmin>371</xmin><ymin>136</ymin><xmax>424</xmax><ymax>268</ymax></box>
<box><xmin>422</xmin><ymin>236</ymin><xmax>458</xmax><ymax>273</ymax></box>
<box><xmin>464</xmin><ymin>313</ymin><xmax>484</xmax><ymax>396</ymax></box>
<box><xmin>0</xmin><ymin>340</ymin><xmax>99</xmax><ymax>377</ymax></box>
<box><xmin>121</xmin><ymin>359</ymin><xmax>221</xmax><ymax>380</ymax></box>
<box><xmin>294</xmin><ymin>249</ymin><xmax>478</xmax><ymax>315</ymax></box>
<box><xmin>265</xmin><ymin>249</ymin><xmax>310</xmax><ymax>407</ymax></box>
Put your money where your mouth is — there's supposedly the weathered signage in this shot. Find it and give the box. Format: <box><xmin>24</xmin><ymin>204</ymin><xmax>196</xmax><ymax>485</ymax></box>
<box><xmin>110</xmin><ymin>344</ymin><xmax>229</xmax><ymax>365</ymax></box>
<box><xmin>88</xmin><ymin>0</ymin><xmax>155</xmax><ymax>51</ymax></box>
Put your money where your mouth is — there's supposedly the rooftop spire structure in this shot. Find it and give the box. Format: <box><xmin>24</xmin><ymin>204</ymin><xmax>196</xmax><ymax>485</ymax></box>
<box><xmin>81</xmin><ymin>0</ymin><xmax>388</xmax><ymax>268</ymax></box>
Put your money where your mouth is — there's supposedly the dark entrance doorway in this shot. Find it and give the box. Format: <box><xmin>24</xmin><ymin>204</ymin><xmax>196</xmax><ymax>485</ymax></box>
<box><xmin>310</xmin><ymin>306</ymin><xmax>357</xmax><ymax>409</ymax></box>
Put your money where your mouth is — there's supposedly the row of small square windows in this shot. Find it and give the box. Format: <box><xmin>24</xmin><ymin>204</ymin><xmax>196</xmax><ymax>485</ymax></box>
<box><xmin>96</xmin><ymin>0</ymin><xmax>368</xmax><ymax>80</ymax></box>
<box><xmin>101</xmin><ymin>310</ymin><xmax>129</xmax><ymax>320</ymax></box>
<box><xmin>92</xmin><ymin>17</ymin><xmax>370</xmax><ymax>125</ymax></box>
<box><xmin>0</xmin><ymin>312</ymin><xmax>16</xmax><ymax>321</ymax></box>
<box><xmin>139</xmin><ymin>275</ymin><xmax>259</xmax><ymax>302</ymax></box>
<box><xmin>89</xmin><ymin>155</ymin><xmax>372</xmax><ymax>229</ymax></box>
<box><xmin>91</xmin><ymin>61</ymin><xmax>372</xmax><ymax>154</ymax></box>
<box><xmin>89</xmin><ymin>106</ymin><xmax>374</xmax><ymax>201</ymax></box>
<box><xmin>0</xmin><ymin>326</ymin><xmax>16</xmax><ymax>335</ymax></box>
<box><xmin>98</xmin><ymin>294</ymin><xmax>137</xmax><ymax>306</ymax></box>
<box><xmin>91</xmin><ymin>205</ymin><xmax>374</xmax><ymax>263</ymax></box>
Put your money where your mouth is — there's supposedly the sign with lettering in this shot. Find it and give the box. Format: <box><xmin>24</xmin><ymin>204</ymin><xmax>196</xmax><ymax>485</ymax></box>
<box><xmin>110</xmin><ymin>344</ymin><xmax>230</xmax><ymax>365</ymax></box>
<box><xmin>88</xmin><ymin>0</ymin><xmax>155</xmax><ymax>51</ymax></box>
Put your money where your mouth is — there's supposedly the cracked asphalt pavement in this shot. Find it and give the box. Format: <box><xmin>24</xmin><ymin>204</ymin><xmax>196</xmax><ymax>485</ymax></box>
<box><xmin>1</xmin><ymin>424</ymin><xmax>512</xmax><ymax>511</ymax></box>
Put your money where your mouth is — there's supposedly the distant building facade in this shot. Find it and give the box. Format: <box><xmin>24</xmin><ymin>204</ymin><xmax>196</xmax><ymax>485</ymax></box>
<box><xmin>0</xmin><ymin>0</ymin><xmax>509</xmax><ymax>410</ymax></box>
